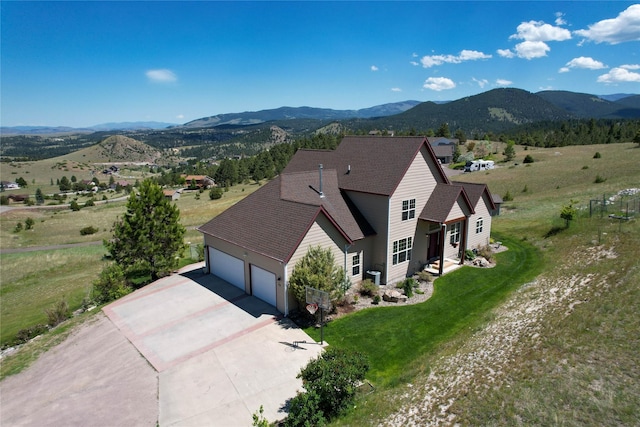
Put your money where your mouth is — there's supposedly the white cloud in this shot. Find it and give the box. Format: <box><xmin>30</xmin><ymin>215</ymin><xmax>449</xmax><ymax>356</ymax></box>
<box><xmin>514</xmin><ymin>41</ymin><xmax>550</xmax><ymax>59</ymax></box>
<box><xmin>423</xmin><ymin>77</ymin><xmax>456</xmax><ymax>91</ymax></box>
<box><xmin>371</xmin><ymin>65</ymin><xmax>379</xmax><ymax>72</ymax></box>
<box><xmin>574</xmin><ymin>4</ymin><xmax>640</xmax><ymax>44</ymax></box>
<box><xmin>510</xmin><ymin>20</ymin><xmax>572</xmax><ymax>42</ymax></box>
<box><xmin>146</xmin><ymin>69</ymin><xmax>177</xmax><ymax>83</ymax></box>
<box><xmin>176</xmin><ymin>114</ymin><xmax>185</xmax><ymax>120</ymax></box>
<box><xmin>391</xmin><ymin>87</ymin><xmax>402</xmax><ymax>92</ymax></box>
<box><xmin>559</xmin><ymin>67</ymin><xmax>570</xmax><ymax>73</ymax></box>
<box><xmin>555</xmin><ymin>12</ymin><xmax>567</xmax><ymax>26</ymax></box>
<box><xmin>496</xmin><ymin>79</ymin><xmax>513</xmax><ymax>86</ymax></box>
<box><xmin>497</xmin><ymin>49</ymin><xmax>515</xmax><ymax>58</ymax></box>
<box><xmin>410</xmin><ymin>61</ymin><xmax>419</xmax><ymax>66</ymax></box>
<box><xmin>472</xmin><ymin>77</ymin><xmax>489</xmax><ymax>88</ymax></box>
<box><xmin>597</xmin><ymin>64</ymin><xmax>640</xmax><ymax>83</ymax></box>
<box><xmin>420</xmin><ymin>50</ymin><xmax>491</xmax><ymax>68</ymax></box>
<box><xmin>506</xmin><ymin>19</ymin><xmax>570</xmax><ymax>59</ymax></box>
<box><xmin>562</xmin><ymin>56</ymin><xmax>607</xmax><ymax>72</ymax></box>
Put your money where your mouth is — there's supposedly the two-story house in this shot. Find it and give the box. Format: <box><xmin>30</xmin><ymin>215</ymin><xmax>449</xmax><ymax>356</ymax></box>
<box><xmin>198</xmin><ymin>136</ymin><xmax>496</xmax><ymax>315</ymax></box>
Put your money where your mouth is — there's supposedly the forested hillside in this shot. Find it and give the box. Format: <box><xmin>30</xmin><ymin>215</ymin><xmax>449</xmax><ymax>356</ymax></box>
<box><xmin>2</xmin><ymin>88</ymin><xmax>639</xmax><ymax>161</ymax></box>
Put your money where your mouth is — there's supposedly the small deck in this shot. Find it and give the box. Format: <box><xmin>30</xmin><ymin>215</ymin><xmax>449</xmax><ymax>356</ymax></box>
<box><xmin>423</xmin><ymin>258</ymin><xmax>462</xmax><ymax>276</ymax></box>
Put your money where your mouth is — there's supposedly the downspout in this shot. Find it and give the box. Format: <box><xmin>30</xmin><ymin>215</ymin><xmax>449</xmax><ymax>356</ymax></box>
<box><xmin>439</xmin><ymin>223</ymin><xmax>446</xmax><ymax>276</ymax></box>
<box><xmin>283</xmin><ymin>263</ymin><xmax>289</xmax><ymax>317</ymax></box>
<box><xmin>204</xmin><ymin>244</ymin><xmax>210</xmax><ymax>274</ymax></box>
<box><xmin>344</xmin><ymin>243</ymin><xmax>351</xmax><ymax>289</ymax></box>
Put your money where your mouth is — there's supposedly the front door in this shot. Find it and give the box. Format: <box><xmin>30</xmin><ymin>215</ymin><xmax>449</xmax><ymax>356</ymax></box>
<box><xmin>427</xmin><ymin>231</ymin><xmax>440</xmax><ymax>261</ymax></box>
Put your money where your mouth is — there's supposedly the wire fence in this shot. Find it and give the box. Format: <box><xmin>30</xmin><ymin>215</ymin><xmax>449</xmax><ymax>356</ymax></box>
<box><xmin>589</xmin><ymin>191</ymin><xmax>639</xmax><ymax>219</ymax></box>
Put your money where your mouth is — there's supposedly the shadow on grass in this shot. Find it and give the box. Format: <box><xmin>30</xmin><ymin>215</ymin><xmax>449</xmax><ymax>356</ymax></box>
<box><xmin>544</xmin><ymin>225</ymin><xmax>567</xmax><ymax>238</ymax></box>
<box><xmin>303</xmin><ymin>234</ymin><xmax>543</xmax><ymax>387</ymax></box>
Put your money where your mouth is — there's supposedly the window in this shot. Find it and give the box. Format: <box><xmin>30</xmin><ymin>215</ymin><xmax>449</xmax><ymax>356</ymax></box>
<box><xmin>402</xmin><ymin>199</ymin><xmax>416</xmax><ymax>221</ymax></box>
<box><xmin>392</xmin><ymin>237</ymin><xmax>413</xmax><ymax>265</ymax></box>
<box><xmin>449</xmin><ymin>222</ymin><xmax>461</xmax><ymax>244</ymax></box>
<box><xmin>352</xmin><ymin>254</ymin><xmax>360</xmax><ymax>276</ymax></box>
<box><xmin>476</xmin><ymin>217</ymin><xmax>484</xmax><ymax>234</ymax></box>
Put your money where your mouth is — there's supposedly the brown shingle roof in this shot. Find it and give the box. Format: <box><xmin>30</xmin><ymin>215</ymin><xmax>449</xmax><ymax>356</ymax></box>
<box><xmin>455</xmin><ymin>182</ymin><xmax>496</xmax><ymax>211</ymax></box>
<box><xmin>198</xmin><ymin>170</ymin><xmax>374</xmax><ymax>263</ymax></box>
<box><xmin>419</xmin><ymin>183</ymin><xmax>474</xmax><ymax>223</ymax></box>
<box><xmin>283</xmin><ymin>136</ymin><xmax>449</xmax><ymax>195</ymax></box>
<box><xmin>199</xmin><ymin>136</ymin><xmax>466</xmax><ymax>263</ymax></box>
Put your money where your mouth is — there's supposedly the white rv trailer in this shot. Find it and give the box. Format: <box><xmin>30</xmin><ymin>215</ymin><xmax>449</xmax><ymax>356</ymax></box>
<box><xmin>464</xmin><ymin>160</ymin><xmax>495</xmax><ymax>172</ymax></box>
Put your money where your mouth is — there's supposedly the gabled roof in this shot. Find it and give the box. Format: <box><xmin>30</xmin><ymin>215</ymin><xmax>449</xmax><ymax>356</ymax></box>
<box><xmin>419</xmin><ymin>183</ymin><xmax>474</xmax><ymax>223</ymax></box>
<box><xmin>431</xmin><ymin>144</ymin><xmax>454</xmax><ymax>159</ymax></box>
<box><xmin>455</xmin><ymin>182</ymin><xmax>497</xmax><ymax>211</ymax></box>
<box><xmin>198</xmin><ymin>170</ymin><xmax>374</xmax><ymax>263</ymax></box>
<box><xmin>283</xmin><ymin>136</ymin><xmax>450</xmax><ymax>195</ymax></box>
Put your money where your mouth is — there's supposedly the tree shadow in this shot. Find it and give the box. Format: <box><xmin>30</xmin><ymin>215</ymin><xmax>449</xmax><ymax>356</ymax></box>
<box><xmin>544</xmin><ymin>225</ymin><xmax>566</xmax><ymax>238</ymax></box>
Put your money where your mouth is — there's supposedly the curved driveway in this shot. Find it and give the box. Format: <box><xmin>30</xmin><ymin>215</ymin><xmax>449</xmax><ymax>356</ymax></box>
<box><xmin>1</xmin><ymin>263</ymin><xmax>323</xmax><ymax>426</ymax></box>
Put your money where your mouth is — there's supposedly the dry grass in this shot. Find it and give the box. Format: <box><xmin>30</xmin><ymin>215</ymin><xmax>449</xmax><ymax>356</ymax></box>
<box><xmin>0</xmin><ymin>202</ymin><xmax>123</xmax><ymax>249</ymax></box>
<box><xmin>0</xmin><ymin>246</ymin><xmax>107</xmax><ymax>345</ymax></box>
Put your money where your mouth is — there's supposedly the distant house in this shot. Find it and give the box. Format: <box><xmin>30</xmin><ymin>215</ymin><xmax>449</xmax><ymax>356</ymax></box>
<box><xmin>163</xmin><ymin>188</ymin><xmax>182</xmax><ymax>201</ymax></box>
<box><xmin>198</xmin><ymin>136</ymin><xmax>497</xmax><ymax>315</ymax></box>
<box><xmin>427</xmin><ymin>137</ymin><xmax>459</xmax><ymax>164</ymax></box>
<box><xmin>7</xmin><ymin>194</ymin><xmax>29</xmax><ymax>203</ymax></box>
<box><xmin>183</xmin><ymin>175</ymin><xmax>215</xmax><ymax>189</ymax></box>
<box><xmin>109</xmin><ymin>180</ymin><xmax>130</xmax><ymax>189</ymax></box>
<box><xmin>1</xmin><ymin>181</ymin><xmax>20</xmax><ymax>190</ymax></box>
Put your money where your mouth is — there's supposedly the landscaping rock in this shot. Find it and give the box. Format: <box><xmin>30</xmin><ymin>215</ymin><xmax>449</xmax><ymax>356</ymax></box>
<box><xmin>472</xmin><ymin>257</ymin><xmax>489</xmax><ymax>267</ymax></box>
<box><xmin>383</xmin><ymin>289</ymin><xmax>408</xmax><ymax>303</ymax></box>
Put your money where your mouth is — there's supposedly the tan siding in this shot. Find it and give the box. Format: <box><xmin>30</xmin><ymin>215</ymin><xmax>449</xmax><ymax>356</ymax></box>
<box><xmin>286</xmin><ymin>214</ymin><xmax>350</xmax><ymax>310</ymax></box>
<box><xmin>387</xmin><ymin>146</ymin><xmax>441</xmax><ymax>284</ymax></box>
<box><xmin>445</xmin><ymin>199</ymin><xmax>466</xmax><ymax>222</ymax></box>
<box><xmin>346</xmin><ymin>191</ymin><xmax>388</xmax><ymax>274</ymax></box>
<box><xmin>467</xmin><ymin>193</ymin><xmax>493</xmax><ymax>249</ymax></box>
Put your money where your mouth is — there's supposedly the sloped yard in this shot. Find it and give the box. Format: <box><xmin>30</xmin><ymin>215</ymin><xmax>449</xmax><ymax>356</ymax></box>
<box><xmin>304</xmin><ymin>234</ymin><xmax>543</xmax><ymax>386</ymax></box>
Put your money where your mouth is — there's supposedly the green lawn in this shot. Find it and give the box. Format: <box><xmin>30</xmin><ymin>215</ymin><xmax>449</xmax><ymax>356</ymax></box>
<box><xmin>305</xmin><ymin>234</ymin><xmax>543</xmax><ymax>386</ymax></box>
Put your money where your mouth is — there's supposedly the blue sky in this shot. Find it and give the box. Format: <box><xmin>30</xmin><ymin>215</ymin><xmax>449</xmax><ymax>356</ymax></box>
<box><xmin>2</xmin><ymin>1</ymin><xmax>639</xmax><ymax>127</ymax></box>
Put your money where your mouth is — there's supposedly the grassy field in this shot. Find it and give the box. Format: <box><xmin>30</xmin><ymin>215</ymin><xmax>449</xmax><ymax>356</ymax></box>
<box><xmin>0</xmin><ymin>181</ymin><xmax>263</xmax><ymax>250</ymax></box>
<box><xmin>455</xmin><ymin>142</ymin><xmax>639</xmax><ymax>232</ymax></box>
<box><xmin>0</xmin><ymin>246</ymin><xmax>107</xmax><ymax>345</ymax></box>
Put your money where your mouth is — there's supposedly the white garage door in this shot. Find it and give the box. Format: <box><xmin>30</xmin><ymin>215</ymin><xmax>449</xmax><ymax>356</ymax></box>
<box><xmin>209</xmin><ymin>248</ymin><xmax>245</xmax><ymax>290</ymax></box>
<box><xmin>250</xmin><ymin>265</ymin><xmax>277</xmax><ymax>307</ymax></box>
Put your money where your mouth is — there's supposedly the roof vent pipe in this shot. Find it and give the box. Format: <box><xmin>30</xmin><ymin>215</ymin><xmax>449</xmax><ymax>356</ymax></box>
<box><xmin>319</xmin><ymin>164</ymin><xmax>325</xmax><ymax>198</ymax></box>
<box><xmin>347</xmin><ymin>164</ymin><xmax>351</xmax><ymax>174</ymax></box>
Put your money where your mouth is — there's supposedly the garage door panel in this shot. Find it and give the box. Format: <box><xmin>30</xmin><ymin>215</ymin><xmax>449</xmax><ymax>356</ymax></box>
<box><xmin>209</xmin><ymin>248</ymin><xmax>245</xmax><ymax>290</ymax></box>
<box><xmin>250</xmin><ymin>265</ymin><xmax>277</xmax><ymax>307</ymax></box>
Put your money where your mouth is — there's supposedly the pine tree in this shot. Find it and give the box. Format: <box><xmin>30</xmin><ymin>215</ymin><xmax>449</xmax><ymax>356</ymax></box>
<box><xmin>35</xmin><ymin>188</ymin><xmax>45</xmax><ymax>205</ymax></box>
<box><xmin>105</xmin><ymin>179</ymin><xmax>186</xmax><ymax>281</ymax></box>
<box><xmin>503</xmin><ymin>140</ymin><xmax>516</xmax><ymax>162</ymax></box>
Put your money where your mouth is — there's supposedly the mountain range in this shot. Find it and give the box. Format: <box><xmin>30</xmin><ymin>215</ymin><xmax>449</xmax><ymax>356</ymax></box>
<box><xmin>2</xmin><ymin>89</ymin><xmax>638</xmax><ymax>136</ymax></box>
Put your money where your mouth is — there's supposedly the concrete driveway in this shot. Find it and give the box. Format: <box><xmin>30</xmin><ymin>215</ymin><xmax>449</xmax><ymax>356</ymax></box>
<box><xmin>1</xmin><ymin>264</ymin><xmax>323</xmax><ymax>426</ymax></box>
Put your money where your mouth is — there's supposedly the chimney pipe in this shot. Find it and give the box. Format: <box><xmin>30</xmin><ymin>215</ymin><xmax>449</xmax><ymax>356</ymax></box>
<box><xmin>319</xmin><ymin>164</ymin><xmax>325</xmax><ymax>198</ymax></box>
<box><xmin>347</xmin><ymin>164</ymin><xmax>351</xmax><ymax>174</ymax></box>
